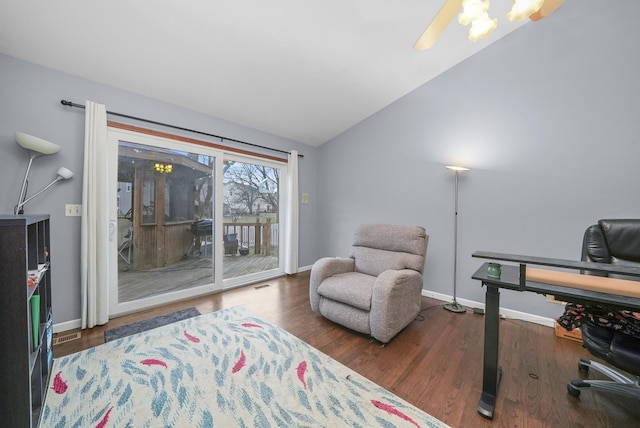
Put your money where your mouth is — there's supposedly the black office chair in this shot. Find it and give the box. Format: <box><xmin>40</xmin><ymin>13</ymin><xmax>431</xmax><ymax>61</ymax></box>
<box><xmin>561</xmin><ymin>220</ymin><xmax>640</xmax><ymax>399</ymax></box>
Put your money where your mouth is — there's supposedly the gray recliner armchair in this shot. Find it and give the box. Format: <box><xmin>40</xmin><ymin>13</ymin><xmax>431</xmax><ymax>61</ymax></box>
<box><xmin>309</xmin><ymin>224</ymin><xmax>429</xmax><ymax>343</ymax></box>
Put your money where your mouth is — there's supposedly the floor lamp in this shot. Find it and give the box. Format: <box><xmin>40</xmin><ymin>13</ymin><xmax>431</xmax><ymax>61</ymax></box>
<box><xmin>444</xmin><ymin>165</ymin><xmax>469</xmax><ymax>313</ymax></box>
<box><xmin>14</xmin><ymin>132</ymin><xmax>73</xmax><ymax>215</ymax></box>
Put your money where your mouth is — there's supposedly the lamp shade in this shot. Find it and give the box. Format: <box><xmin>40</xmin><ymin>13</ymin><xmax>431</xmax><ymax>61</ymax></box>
<box><xmin>15</xmin><ymin>132</ymin><xmax>61</xmax><ymax>155</ymax></box>
<box><xmin>57</xmin><ymin>167</ymin><xmax>74</xmax><ymax>180</ymax></box>
<box><xmin>458</xmin><ymin>0</ymin><xmax>490</xmax><ymax>26</ymax></box>
<box><xmin>468</xmin><ymin>14</ymin><xmax>498</xmax><ymax>41</ymax></box>
<box><xmin>507</xmin><ymin>0</ymin><xmax>544</xmax><ymax>21</ymax></box>
<box><xmin>446</xmin><ymin>165</ymin><xmax>470</xmax><ymax>171</ymax></box>
<box><xmin>15</xmin><ymin>166</ymin><xmax>74</xmax><ymax>214</ymax></box>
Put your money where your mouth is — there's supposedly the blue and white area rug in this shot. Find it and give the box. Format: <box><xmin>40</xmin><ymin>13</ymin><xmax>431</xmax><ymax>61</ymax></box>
<box><xmin>42</xmin><ymin>306</ymin><xmax>448</xmax><ymax>427</ymax></box>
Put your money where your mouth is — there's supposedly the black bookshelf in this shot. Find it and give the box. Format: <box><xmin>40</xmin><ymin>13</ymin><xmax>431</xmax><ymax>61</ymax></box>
<box><xmin>0</xmin><ymin>215</ymin><xmax>53</xmax><ymax>427</ymax></box>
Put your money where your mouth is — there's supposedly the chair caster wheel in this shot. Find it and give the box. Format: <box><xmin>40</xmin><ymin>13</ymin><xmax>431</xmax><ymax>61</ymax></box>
<box><xmin>567</xmin><ymin>383</ymin><xmax>581</xmax><ymax>397</ymax></box>
<box><xmin>578</xmin><ymin>357</ymin><xmax>590</xmax><ymax>374</ymax></box>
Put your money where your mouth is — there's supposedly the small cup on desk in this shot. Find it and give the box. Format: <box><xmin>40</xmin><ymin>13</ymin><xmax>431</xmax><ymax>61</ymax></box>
<box><xmin>487</xmin><ymin>263</ymin><xmax>502</xmax><ymax>278</ymax></box>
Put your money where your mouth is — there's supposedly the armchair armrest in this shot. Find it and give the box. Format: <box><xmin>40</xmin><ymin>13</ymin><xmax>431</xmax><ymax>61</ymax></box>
<box><xmin>309</xmin><ymin>257</ymin><xmax>355</xmax><ymax>312</ymax></box>
<box><xmin>370</xmin><ymin>269</ymin><xmax>423</xmax><ymax>343</ymax></box>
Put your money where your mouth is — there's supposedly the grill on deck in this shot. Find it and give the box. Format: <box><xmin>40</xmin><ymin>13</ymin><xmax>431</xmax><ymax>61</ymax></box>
<box><xmin>188</xmin><ymin>219</ymin><xmax>238</xmax><ymax>256</ymax></box>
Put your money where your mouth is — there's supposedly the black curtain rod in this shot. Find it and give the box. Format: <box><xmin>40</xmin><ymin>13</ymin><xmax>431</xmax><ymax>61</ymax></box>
<box><xmin>60</xmin><ymin>100</ymin><xmax>303</xmax><ymax>158</ymax></box>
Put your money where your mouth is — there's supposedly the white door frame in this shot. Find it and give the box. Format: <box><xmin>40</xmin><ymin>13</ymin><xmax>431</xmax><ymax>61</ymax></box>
<box><xmin>107</xmin><ymin>128</ymin><xmax>224</xmax><ymax>316</ymax></box>
<box><xmin>221</xmin><ymin>152</ymin><xmax>288</xmax><ymax>290</ymax></box>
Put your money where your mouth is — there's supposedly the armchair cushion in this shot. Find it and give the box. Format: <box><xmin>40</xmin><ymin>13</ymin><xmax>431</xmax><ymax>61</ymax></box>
<box><xmin>350</xmin><ymin>247</ymin><xmax>426</xmax><ymax>277</ymax></box>
<box><xmin>318</xmin><ymin>300</ymin><xmax>371</xmax><ymax>335</ymax></box>
<box><xmin>317</xmin><ymin>272</ymin><xmax>375</xmax><ymax>311</ymax></box>
<box><xmin>351</xmin><ymin>223</ymin><xmax>427</xmax><ymax>256</ymax></box>
<box><xmin>349</xmin><ymin>224</ymin><xmax>428</xmax><ymax>276</ymax></box>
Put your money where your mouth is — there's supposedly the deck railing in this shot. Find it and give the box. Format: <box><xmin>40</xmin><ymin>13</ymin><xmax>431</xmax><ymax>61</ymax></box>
<box><xmin>223</xmin><ymin>218</ymin><xmax>278</xmax><ymax>256</ymax></box>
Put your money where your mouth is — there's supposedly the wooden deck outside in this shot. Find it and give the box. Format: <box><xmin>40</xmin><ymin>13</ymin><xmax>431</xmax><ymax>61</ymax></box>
<box><xmin>118</xmin><ymin>253</ymin><xmax>278</xmax><ymax>302</ymax></box>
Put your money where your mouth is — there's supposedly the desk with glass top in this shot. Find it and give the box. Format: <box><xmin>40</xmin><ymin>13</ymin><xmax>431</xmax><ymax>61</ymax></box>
<box><xmin>471</xmin><ymin>251</ymin><xmax>640</xmax><ymax>420</ymax></box>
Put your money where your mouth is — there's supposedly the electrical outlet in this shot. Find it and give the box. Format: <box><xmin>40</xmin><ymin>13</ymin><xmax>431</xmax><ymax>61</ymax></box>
<box><xmin>65</xmin><ymin>204</ymin><xmax>82</xmax><ymax>217</ymax></box>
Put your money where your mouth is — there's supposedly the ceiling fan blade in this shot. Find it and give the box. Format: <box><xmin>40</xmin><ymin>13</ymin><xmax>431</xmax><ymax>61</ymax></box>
<box><xmin>413</xmin><ymin>0</ymin><xmax>463</xmax><ymax>51</ymax></box>
<box><xmin>529</xmin><ymin>0</ymin><xmax>564</xmax><ymax>21</ymax></box>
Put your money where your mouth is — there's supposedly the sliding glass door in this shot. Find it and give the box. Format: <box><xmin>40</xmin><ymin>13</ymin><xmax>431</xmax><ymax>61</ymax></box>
<box><xmin>107</xmin><ymin>128</ymin><xmax>288</xmax><ymax>316</ymax></box>
<box><xmin>108</xmin><ymin>129</ymin><xmax>223</xmax><ymax>316</ymax></box>
<box><xmin>222</xmin><ymin>155</ymin><xmax>282</xmax><ymax>285</ymax></box>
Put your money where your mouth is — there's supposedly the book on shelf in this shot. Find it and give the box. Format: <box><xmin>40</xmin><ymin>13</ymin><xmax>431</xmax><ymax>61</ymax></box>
<box><xmin>46</xmin><ymin>313</ymin><xmax>53</xmax><ymax>370</ymax></box>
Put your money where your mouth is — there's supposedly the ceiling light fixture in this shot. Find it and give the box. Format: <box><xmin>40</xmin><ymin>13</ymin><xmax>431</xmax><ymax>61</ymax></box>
<box><xmin>507</xmin><ymin>0</ymin><xmax>544</xmax><ymax>21</ymax></box>
<box><xmin>457</xmin><ymin>0</ymin><xmax>544</xmax><ymax>42</ymax></box>
<box><xmin>154</xmin><ymin>163</ymin><xmax>173</xmax><ymax>173</ymax></box>
<box><xmin>458</xmin><ymin>0</ymin><xmax>489</xmax><ymax>25</ymax></box>
<box><xmin>414</xmin><ymin>0</ymin><xmax>564</xmax><ymax>50</ymax></box>
<box><xmin>468</xmin><ymin>13</ymin><xmax>499</xmax><ymax>41</ymax></box>
<box><xmin>458</xmin><ymin>0</ymin><xmax>497</xmax><ymax>42</ymax></box>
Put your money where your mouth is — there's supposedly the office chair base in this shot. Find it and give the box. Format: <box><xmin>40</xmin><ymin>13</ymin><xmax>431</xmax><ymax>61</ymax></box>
<box><xmin>567</xmin><ymin>358</ymin><xmax>640</xmax><ymax>400</ymax></box>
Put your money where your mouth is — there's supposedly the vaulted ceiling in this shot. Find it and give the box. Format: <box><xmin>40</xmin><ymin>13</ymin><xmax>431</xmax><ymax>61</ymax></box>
<box><xmin>0</xmin><ymin>1</ymin><xmax>543</xmax><ymax>146</ymax></box>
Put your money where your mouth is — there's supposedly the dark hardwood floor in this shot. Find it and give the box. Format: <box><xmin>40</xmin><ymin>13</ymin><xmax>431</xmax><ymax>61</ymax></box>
<box><xmin>54</xmin><ymin>272</ymin><xmax>640</xmax><ymax>427</ymax></box>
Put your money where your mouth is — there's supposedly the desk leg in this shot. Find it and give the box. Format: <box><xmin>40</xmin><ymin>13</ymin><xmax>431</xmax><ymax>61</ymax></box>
<box><xmin>477</xmin><ymin>284</ymin><xmax>501</xmax><ymax>419</ymax></box>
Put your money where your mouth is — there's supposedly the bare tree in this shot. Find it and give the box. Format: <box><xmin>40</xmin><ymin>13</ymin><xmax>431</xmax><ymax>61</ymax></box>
<box><xmin>224</xmin><ymin>162</ymin><xmax>279</xmax><ymax>214</ymax></box>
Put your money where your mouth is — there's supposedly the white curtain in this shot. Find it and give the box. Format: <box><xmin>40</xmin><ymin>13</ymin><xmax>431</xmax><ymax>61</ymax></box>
<box><xmin>80</xmin><ymin>101</ymin><xmax>110</xmax><ymax>328</ymax></box>
<box><xmin>284</xmin><ymin>150</ymin><xmax>299</xmax><ymax>274</ymax></box>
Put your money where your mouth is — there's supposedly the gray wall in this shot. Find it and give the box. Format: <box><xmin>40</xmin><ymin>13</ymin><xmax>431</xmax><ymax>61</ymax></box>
<box><xmin>0</xmin><ymin>54</ymin><xmax>318</xmax><ymax>325</ymax></box>
<box><xmin>2</xmin><ymin>0</ymin><xmax>638</xmax><ymax>327</ymax></box>
<box><xmin>316</xmin><ymin>0</ymin><xmax>640</xmax><ymax>320</ymax></box>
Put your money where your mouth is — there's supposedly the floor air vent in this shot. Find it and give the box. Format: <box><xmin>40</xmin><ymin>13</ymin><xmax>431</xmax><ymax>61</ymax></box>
<box><xmin>254</xmin><ymin>284</ymin><xmax>270</xmax><ymax>289</ymax></box>
<box><xmin>53</xmin><ymin>331</ymin><xmax>82</xmax><ymax>345</ymax></box>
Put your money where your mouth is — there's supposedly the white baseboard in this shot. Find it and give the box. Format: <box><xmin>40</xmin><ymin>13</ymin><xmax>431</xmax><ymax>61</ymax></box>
<box><xmin>421</xmin><ymin>290</ymin><xmax>555</xmax><ymax>328</ymax></box>
<box><xmin>59</xmin><ymin>277</ymin><xmax>553</xmax><ymax>334</ymax></box>
<box><xmin>53</xmin><ymin>318</ymin><xmax>82</xmax><ymax>334</ymax></box>
<box><xmin>296</xmin><ymin>265</ymin><xmax>312</xmax><ymax>273</ymax></box>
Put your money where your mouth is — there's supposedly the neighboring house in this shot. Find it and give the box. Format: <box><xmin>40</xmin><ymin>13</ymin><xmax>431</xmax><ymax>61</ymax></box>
<box><xmin>223</xmin><ymin>181</ymin><xmax>276</xmax><ymax>217</ymax></box>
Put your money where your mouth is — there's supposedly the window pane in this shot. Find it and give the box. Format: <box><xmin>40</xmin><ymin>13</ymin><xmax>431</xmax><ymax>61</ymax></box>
<box><xmin>117</xmin><ymin>141</ymin><xmax>215</xmax><ymax>302</ymax></box>
<box><xmin>222</xmin><ymin>159</ymin><xmax>280</xmax><ymax>279</ymax></box>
